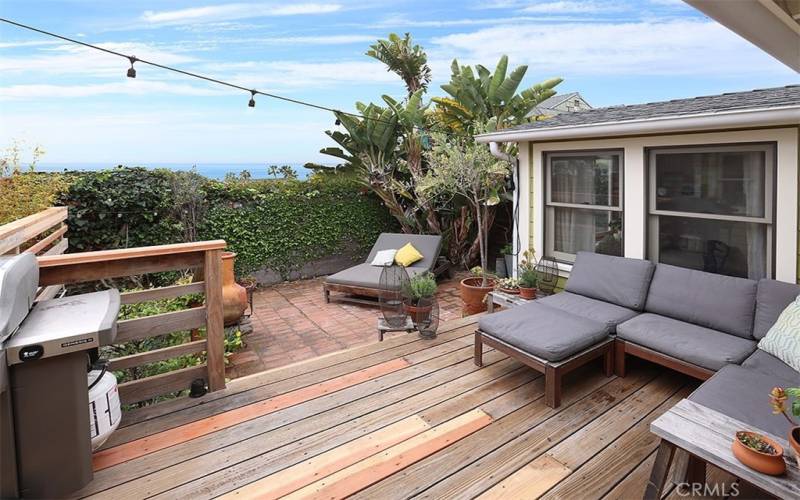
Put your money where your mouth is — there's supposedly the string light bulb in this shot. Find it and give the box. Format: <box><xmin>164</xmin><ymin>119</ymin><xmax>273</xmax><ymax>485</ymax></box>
<box><xmin>126</xmin><ymin>56</ymin><xmax>137</xmax><ymax>78</ymax></box>
<box><xmin>248</xmin><ymin>90</ymin><xmax>256</xmax><ymax>108</ymax></box>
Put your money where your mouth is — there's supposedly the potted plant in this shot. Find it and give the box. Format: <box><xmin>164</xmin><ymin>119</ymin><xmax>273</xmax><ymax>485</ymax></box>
<box><xmin>769</xmin><ymin>386</ymin><xmax>800</xmax><ymax>467</ymax></box>
<box><xmin>420</xmin><ymin>131</ymin><xmax>511</xmax><ymax>316</ymax></box>
<box><xmin>517</xmin><ymin>249</ymin><xmax>538</xmax><ymax>300</ymax></box>
<box><xmin>496</xmin><ymin>277</ymin><xmax>520</xmax><ymax>295</ymax></box>
<box><xmin>731</xmin><ymin>430</ymin><xmax>786</xmax><ymax>476</ymax></box>
<box><xmin>403</xmin><ymin>272</ymin><xmax>437</xmax><ymax>323</ymax></box>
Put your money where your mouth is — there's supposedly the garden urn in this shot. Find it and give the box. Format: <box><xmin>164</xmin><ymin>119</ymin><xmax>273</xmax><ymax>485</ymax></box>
<box><xmin>221</xmin><ymin>252</ymin><xmax>248</xmax><ymax>326</ymax></box>
<box><xmin>460</xmin><ymin>277</ymin><xmax>494</xmax><ymax>316</ymax></box>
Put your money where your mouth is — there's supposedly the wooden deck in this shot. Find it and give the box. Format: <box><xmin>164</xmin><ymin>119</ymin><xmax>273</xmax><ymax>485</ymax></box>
<box><xmin>76</xmin><ymin>315</ymin><xmax>719</xmax><ymax>500</ymax></box>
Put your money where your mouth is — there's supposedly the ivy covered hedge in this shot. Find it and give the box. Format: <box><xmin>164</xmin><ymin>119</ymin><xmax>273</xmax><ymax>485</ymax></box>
<box><xmin>31</xmin><ymin>166</ymin><xmax>397</xmax><ymax>278</ymax></box>
<box><xmin>201</xmin><ymin>178</ymin><xmax>396</xmax><ymax>276</ymax></box>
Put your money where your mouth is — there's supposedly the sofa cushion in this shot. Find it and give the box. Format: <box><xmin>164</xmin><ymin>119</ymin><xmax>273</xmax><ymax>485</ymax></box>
<box><xmin>689</xmin><ymin>364</ymin><xmax>796</xmax><ymax>437</ymax></box>
<box><xmin>645</xmin><ymin>264</ymin><xmax>757</xmax><ymax>339</ymax></box>
<box><xmin>617</xmin><ymin>313</ymin><xmax>757</xmax><ymax>371</ymax></box>
<box><xmin>754</xmin><ymin>279</ymin><xmax>800</xmax><ymax>340</ymax></box>
<box><xmin>478</xmin><ymin>302</ymin><xmax>610</xmax><ymax>362</ymax></box>
<box><xmin>536</xmin><ymin>292</ymin><xmax>639</xmax><ymax>332</ymax></box>
<box><xmin>742</xmin><ymin>349</ymin><xmax>799</xmax><ymax>383</ymax></box>
<box><xmin>565</xmin><ymin>252</ymin><xmax>654</xmax><ymax>311</ymax></box>
<box><xmin>366</xmin><ymin>233</ymin><xmax>442</xmax><ymax>270</ymax></box>
<box><xmin>326</xmin><ymin>263</ymin><xmax>427</xmax><ymax>289</ymax></box>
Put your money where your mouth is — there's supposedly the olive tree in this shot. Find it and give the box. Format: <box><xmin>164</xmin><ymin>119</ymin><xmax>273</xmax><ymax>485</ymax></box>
<box><xmin>419</xmin><ymin>131</ymin><xmax>511</xmax><ymax>286</ymax></box>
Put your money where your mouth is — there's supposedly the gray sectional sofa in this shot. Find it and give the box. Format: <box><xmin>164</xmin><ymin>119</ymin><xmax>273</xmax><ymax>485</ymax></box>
<box><xmin>476</xmin><ymin>252</ymin><xmax>799</xmax><ymax>436</ymax></box>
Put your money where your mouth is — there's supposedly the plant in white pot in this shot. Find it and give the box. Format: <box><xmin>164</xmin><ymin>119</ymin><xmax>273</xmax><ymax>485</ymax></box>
<box><xmin>419</xmin><ymin>130</ymin><xmax>511</xmax><ymax>315</ymax></box>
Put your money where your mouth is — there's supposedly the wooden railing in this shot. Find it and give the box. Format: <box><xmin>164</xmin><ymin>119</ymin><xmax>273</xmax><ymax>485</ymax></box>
<box><xmin>37</xmin><ymin>240</ymin><xmax>228</xmax><ymax>405</ymax></box>
<box><xmin>0</xmin><ymin>206</ymin><xmax>69</xmax><ymax>300</ymax></box>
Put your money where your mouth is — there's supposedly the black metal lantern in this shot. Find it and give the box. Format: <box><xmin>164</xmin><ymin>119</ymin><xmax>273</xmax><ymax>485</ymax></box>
<box><xmin>535</xmin><ymin>256</ymin><xmax>559</xmax><ymax>296</ymax></box>
<box><xmin>379</xmin><ymin>264</ymin><xmax>410</xmax><ymax>328</ymax></box>
<box><xmin>410</xmin><ymin>296</ymin><xmax>439</xmax><ymax>339</ymax></box>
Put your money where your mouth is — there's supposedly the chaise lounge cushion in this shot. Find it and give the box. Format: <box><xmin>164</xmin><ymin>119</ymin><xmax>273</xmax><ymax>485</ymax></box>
<box><xmin>478</xmin><ymin>302</ymin><xmax>610</xmax><ymax>362</ymax></box>
<box><xmin>754</xmin><ymin>279</ymin><xmax>800</xmax><ymax>340</ymax></box>
<box><xmin>688</xmin><ymin>364</ymin><xmax>796</xmax><ymax>437</ymax></box>
<box><xmin>617</xmin><ymin>313</ymin><xmax>757</xmax><ymax>371</ymax></box>
<box><xmin>536</xmin><ymin>292</ymin><xmax>638</xmax><ymax>332</ymax></box>
<box><xmin>742</xmin><ymin>348</ymin><xmax>799</xmax><ymax>383</ymax></box>
<box><xmin>565</xmin><ymin>252</ymin><xmax>655</xmax><ymax>311</ymax></box>
<box><xmin>325</xmin><ymin>263</ymin><xmax>427</xmax><ymax>289</ymax></box>
<box><xmin>645</xmin><ymin>264</ymin><xmax>757</xmax><ymax>339</ymax></box>
<box><xmin>365</xmin><ymin>233</ymin><xmax>442</xmax><ymax>271</ymax></box>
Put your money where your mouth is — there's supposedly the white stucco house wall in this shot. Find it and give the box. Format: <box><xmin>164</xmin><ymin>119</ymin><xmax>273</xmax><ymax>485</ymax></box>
<box><xmin>476</xmin><ymin>86</ymin><xmax>800</xmax><ymax>284</ymax></box>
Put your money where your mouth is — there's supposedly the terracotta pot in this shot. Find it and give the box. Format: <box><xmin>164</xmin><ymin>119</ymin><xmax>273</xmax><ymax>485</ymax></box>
<box><xmin>519</xmin><ymin>287</ymin><xmax>537</xmax><ymax>300</ymax></box>
<box><xmin>731</xmin><ymin>431</ymin><xmax>786</xmax><ymax>476</ymax></box>
<box><xmin>460</xmin><ymin>277</ymin><xmax>494</xmax><ymax>316</ymax></box>
<box><xmin>790</xmin><ymin>426</ymin><xmax>800</xmax><ymax>468</ymax></box>
<box><xmin>404</xmin><ymin>302</ymin><xmax>433</xmax><ymax>324</ymax></box>
<box><xmin>499</xmin><ymin>287</ymin><xmax>520</xmax><ymax>295</ymax></box>
<box><xmin>221</xmin><ymin>252</ymin><xmax>248</xmax><ymax>326</ymax></box>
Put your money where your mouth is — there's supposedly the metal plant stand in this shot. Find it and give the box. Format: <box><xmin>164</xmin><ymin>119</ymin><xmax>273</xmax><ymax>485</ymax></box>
<box><xmin>378</xmin><ymin>264</ymin><xmax>410</xmax><ymax>328</ymax></box>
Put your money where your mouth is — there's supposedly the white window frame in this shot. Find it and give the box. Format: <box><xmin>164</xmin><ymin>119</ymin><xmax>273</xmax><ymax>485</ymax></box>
<box><xmin>545</xmin><ymin>150</ymin><xmax>624</xmax><ymax>263</ymax></box>
<box><xmin>646</xmin><ymin>143</ymin><xmax>775</xmax><ymax>278</ymax></box>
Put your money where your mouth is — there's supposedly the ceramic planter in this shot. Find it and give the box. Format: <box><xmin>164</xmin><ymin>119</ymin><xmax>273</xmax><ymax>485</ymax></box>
<box><xmin>404</xmin><ymin>301</ymin><xmax>433</xmax><ymax>323</ymax></box>
<box><xmin>499</xmin><ymin>287</ymin><xmax>520</xmax><ymax>295</ymax></box>
<box><xmin>221</xmin><ymin>252</ymin><xmax>248</xmax><ymax>326</ymax></box>
<box><xmin>460</xmin><ymin>277</ymin><xmax>494</xmax><ymax>316</ymax></box>
<box><xmin>790</xmin><ymin>426</ymin><xmax>800</xmax><ymax>468</ymax></box>
<box><xmin>731</xmin><ymin>431</ymin><xmax>786</xmax><ymax>476</ymax></box>
<box><xmin>519</xmin><ymin>287</ymin><xmax>537</xmax><ymax>300</ymax></box>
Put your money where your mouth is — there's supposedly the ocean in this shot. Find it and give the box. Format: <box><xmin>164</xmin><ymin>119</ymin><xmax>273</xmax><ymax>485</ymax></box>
<box><xmin>32</xmin><ymin>162</ymin><xmax>328</xmax><ymax>180</ymax></box>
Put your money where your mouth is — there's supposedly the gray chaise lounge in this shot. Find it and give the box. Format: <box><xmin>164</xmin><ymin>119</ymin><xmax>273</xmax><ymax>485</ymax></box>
<box><xmin>476</xmin><ymin>251</ymin><xmax>800</xmax><ymax>423</ymax></box>
<box><xmin>323</xmin><ymin>233</ymin><xmax>447</xmax><ymax>305</ymax></box>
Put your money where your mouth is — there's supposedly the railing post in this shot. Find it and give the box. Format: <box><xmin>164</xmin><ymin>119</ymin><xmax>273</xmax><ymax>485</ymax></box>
<box><xmin>204</xmin><ymin>248</ymin><xmax>226</xmax><ymax>391</ymax></box>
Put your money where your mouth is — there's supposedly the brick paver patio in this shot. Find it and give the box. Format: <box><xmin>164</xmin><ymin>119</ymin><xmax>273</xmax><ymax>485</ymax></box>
<box><xmin>225</xmin><ymin>274</ymin><xmax>466</xmax><ymax>378</ymax></box>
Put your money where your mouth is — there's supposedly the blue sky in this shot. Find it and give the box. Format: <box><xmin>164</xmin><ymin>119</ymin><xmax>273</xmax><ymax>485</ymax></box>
<box><xmin>0</xmin><ymin>0</ymin><xmax>797</xmax><ymax>165</ymax></box>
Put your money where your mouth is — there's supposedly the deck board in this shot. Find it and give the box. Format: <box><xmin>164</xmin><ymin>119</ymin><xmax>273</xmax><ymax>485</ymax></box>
<box><xmin>79</xmin><ymin>316</ymin><xmax>699</xmax><ymax>500</ymax></box>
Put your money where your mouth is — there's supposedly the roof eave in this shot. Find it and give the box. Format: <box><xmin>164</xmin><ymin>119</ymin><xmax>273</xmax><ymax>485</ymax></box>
<box><xmin>475</xmin><ymin>106</ymin><xmax>800</xmax><ymax>144</ymax></box>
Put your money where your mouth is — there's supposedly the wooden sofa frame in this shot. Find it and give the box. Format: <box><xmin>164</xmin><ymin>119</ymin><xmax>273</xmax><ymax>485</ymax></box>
<box><xmin>474</xmin><ymin>330</ymin><xmax>614</xmax><ymax>408</ymax></box>
<box><xmin>614</xmin><ymin>339</ymin><xmax>714</xmax><ymax>381</ymax></box>
<box><xmin>323</xmin><ymin>257</ymin><xmax>451</xmax><ymax>306</ymax></box>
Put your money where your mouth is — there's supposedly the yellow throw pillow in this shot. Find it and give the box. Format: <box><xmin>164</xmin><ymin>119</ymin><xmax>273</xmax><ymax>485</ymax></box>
<box><xmin>395</xmin><ymin>243</ymin><xmax>424</xmax><ymax>267</ymax></box>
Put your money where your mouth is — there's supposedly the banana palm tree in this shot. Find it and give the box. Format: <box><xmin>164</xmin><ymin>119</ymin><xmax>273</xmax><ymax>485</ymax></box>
<box><xmin>432</xmin><ymin>56</ymin><xmax>562</xmax><ymax>135</ymax></box>
<box><xmin>367</xmin><ymin>33</ymin><xmax>432</xmax><ymax>96</ymax></box>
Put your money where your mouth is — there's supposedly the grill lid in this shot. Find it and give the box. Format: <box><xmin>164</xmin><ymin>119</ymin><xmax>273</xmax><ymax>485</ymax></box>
<box><xmin>0</xmin><ymin>254</ymin><xmax>39</xmax><ymax>344</ymax></box>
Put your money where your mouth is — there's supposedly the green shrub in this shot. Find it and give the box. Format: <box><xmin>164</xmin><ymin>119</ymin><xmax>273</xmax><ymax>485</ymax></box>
<box><xmin>57</xmin><ymin>167</ymin><xmax>183</xmax><ymax>251</ymax></box>
<box><xmin>200</xmin><ymin>176</ymin><xmax>396</xmax><ymax>277</ymax></box>
<box><xmin>0</xmin><ymin>172</ymin><xmax>72</xmax><ymax>225</ymax></box>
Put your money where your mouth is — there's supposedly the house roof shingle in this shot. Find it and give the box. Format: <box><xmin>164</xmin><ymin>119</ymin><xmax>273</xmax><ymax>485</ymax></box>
<box><xmin>508</xmin><ymin>85</ymin><xmax>800</xmax><ymax>132</ymax></box>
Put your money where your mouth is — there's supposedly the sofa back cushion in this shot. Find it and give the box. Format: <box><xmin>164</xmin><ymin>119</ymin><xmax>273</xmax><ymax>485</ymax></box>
<box><xmin>645</xmin><ymin>264</ymin><xmax>757</xmax><ymax>339</ymax></box>
<box><xmin>565</xmin><ymin>252</ymin><xmax>655</xmax><ymax>311</ymax></box>
<box><xmin>754</xmin><ymin>279</ymin><xmax>800</xmax><ymax>340</ymax></box>
<box><xmin>366</xmin><ymin>233</ymin><xmax>442</xmax><ymax>270</ymax></box>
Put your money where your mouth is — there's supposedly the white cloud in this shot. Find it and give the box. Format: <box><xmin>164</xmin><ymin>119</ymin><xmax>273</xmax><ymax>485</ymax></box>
<box><xmin>0</xmin><ymin>81</ymin><xmax>226</xmax><ymax>100</ymax></box>
<box><xmin>0</xmin><ymin>40</ymin><xmax>60</xmax><ymax>49</ymax></box>
<box><xmin>205</xmin><ymin>60</ymin><xmax>399</xmax><ymax>89</ymax></box>
<box><xmin>0</xmin><ymin>42</ymin><xmax>196</xmax><ymax>77</ymax></box>
<box><xmin>372</xmin><ymin>14</ymin><xmax>584</xmax><ymax>28</ymax></box>
<box><xmin>141</xmin><ymin>3</ymin><xmax>342</xmax><ymax>25</ymax></box>
<box><xmin>520</xmin><ymin>1</ymin><xmax>623</xmax><ymax>13</ymax></box>
<box><xmin>430</xmin><ymin>20</ymin><xmax>793</xmax><ymax>76</ymax></box>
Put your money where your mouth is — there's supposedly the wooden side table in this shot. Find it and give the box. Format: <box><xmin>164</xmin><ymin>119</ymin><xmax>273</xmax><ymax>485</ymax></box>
<box><xmin>646</xmin><ymin>399</ymin><xmax>799</xmax><ymax>500</ymax></box>
<box><xmin>486</xmin><ymin>290</ymin><xmax>532</xmax><ymax>313</ymax></box>
<box><xmin>376</xmin><ymin>317</ymin><xmax>415</xmax><ymax>342</ymax></box>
